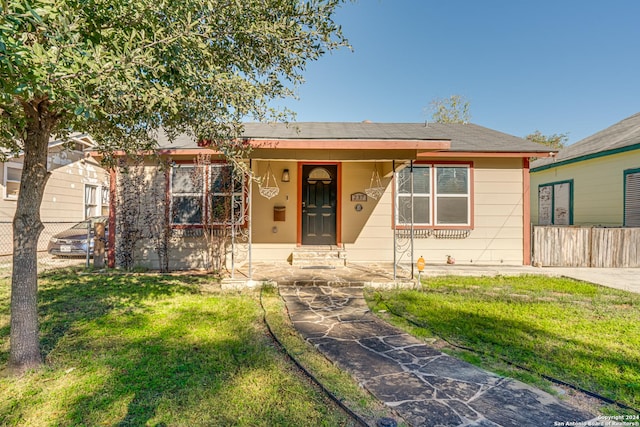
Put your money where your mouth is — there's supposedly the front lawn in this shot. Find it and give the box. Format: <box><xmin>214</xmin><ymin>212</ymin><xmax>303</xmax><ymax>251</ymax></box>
<box><xmin>365</xmin><ymin>275</ymin><xmax>640</xmax><ymax>413</ymax></box>
<box><xmin>0</xmin><ymin>271</ymin><xmax>357</xmax><ymax>426</ymax></box>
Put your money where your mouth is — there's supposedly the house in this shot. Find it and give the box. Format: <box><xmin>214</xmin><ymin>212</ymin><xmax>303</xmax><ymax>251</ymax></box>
<box><xmin>0</xmin><ymin>134</ymin><xmax>110</xmax><ymax>255</ymax></box>
<box><xmin>530</xmin><ymin>112</ymin><xmax>640</xmax><ymax>227</ymax></box>
<box><xmin>99</xmin><ymin>122</ymin><xmax>552</xmax><ymax>273</ymax></box>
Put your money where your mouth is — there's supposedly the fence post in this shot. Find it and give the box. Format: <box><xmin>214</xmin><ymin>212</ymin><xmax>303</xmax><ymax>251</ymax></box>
<box><xmin>588</xmin><ymin>226</ymin><xmax>593</xmax><ymax>267</ymax></box>
<box><xmin>94</xmin><ymin>222</ymin><xmax>105</xmax><ymax>268</ymax></box>
<box><xmin>85</xmin><ymin>221</ymin><xmax>91</xmax><ymax>268</ymax></box>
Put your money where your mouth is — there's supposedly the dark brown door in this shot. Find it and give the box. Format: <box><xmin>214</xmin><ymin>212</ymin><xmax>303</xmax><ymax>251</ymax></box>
<box><xmin>302</xmin><ymin>165</ymin><xmax>337</xmax><ymax>245</ymax></box>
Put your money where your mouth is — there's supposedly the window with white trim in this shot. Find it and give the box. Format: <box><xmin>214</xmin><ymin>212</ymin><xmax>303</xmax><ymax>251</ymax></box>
<box><xmin>624</xmin><ymin>168</ymin><xmax>640</xmax><ymax>227</ymax></box>
<box><xmin>395</xmin><ymin>164</ymin><xmax>471</xmax><ymax>227</ymax></box>
<box><xmin>3</xmin><ymin>162</ymin><xmax>22</xmax><ymax>200</ymax></box>
<box><xmin>85</xmin><ymin>184</ymin><xmax>100</xmax><ymax>218</ymax></box>
<box><xmin>171</xmin><ymin>165</ymin><xmax>204</xmax><ymax>225</ymax></box>
<box><xmin>101</xmin><ymin>185</ymin><xmax>109</xmax><ymax>216</ymax></box>
<box><xmin>538</xmin><ymin>180</ymin><xmax>572</xmax><ymax>225</ymax></box>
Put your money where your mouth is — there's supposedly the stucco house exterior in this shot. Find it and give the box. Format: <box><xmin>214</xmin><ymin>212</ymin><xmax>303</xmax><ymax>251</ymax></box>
<box><xmin>100</xmin><ymin>122</ymin><xmax>552</xmax><ymax>273</ymax></box>
<box><xmin>530</xmin><ymin>112</ymin><xmax>640</xmax><ymax>227</ymax></box>
<box><xmin>0</xmin><ymin>134</ymin><xmax>110</xmax><ymax>255</ymax></box>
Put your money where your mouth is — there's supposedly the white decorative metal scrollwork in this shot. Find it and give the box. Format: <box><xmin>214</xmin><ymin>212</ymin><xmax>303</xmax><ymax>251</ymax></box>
<box><xmin>394</xmin><ymin>164</ymin><xmax>414</xmax><ymax>280</ymax></box>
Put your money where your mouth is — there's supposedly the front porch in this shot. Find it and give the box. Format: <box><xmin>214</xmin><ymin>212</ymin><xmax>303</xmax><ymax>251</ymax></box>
<box><xmin>222</xmin><ymin>261</ymin><xmax>415</xmax><ymax>289</ymax></box>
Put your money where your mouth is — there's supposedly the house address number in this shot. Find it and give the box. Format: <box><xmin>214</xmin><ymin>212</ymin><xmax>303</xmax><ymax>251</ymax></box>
<box><xmin>350</xmin><ymin>192</ymin><xmax>367</xmax><ymax>202</ymax></box>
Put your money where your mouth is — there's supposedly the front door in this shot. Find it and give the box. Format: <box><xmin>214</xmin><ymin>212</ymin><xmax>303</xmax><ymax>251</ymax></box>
<box><xmin>302</xmin><ymin>164</ymin><xmax>337</xmax><ymax>245</ymax></box>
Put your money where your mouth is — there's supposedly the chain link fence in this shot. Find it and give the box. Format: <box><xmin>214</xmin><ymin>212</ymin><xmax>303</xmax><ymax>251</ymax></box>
<box><xmin>0</xmin><ymin>221</ymin><xmax>89</xmax><ymax>278</ymax></box>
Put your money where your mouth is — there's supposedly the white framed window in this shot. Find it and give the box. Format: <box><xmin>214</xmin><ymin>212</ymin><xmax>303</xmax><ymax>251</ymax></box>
<box><xmin>85</xmin><ymin>184</ymin><xmax>109</xmax><ymax>218</ymax></box>
<box><xmin>3</xmin><ymin>162</ymin><xmax>22</xmax><ymax>200</ymax></box>
<box><xmin>171</xmin><ymin>165</ymin><xmax>204</xmax><ymax>225</ymax></box>
<box><xmin>397</xmin><ymin>166</ymin><xmax>431</xmax><ymax>225</ymax></box>
<box><xmin>435</xmin><ymin>166</ymin><xmax>470</xmax><ymax>225</ymax></box>
<box><xmin>85</xmin><ymin>184</ymin><xmax>99</xmax><ymax>218</ymax></box>
<box><xmin>101</xmin><ymin>185</ymin><xmax>109</xmax><ymax>216</ymax></box>
<box><xmin>395</xmin><ymin>163</ymin><xmax>471</xmax><ymax>227</ymax></box>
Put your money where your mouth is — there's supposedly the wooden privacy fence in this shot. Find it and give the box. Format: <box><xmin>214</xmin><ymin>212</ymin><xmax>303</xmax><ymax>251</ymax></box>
<box><xmin>532</xmin><ymin>226</ymin><xmax>640</xmax><ymax>267</ymax></box>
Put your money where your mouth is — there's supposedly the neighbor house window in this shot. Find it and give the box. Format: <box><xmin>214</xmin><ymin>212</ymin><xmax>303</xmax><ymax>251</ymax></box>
<box><xmin>395</xmin><ymin>163</ymin><xmax>471</xmax><ymax>227</ymax></box>
<box><xmin>170</xmin><ymin>163</ymin><xmax>245</xmax><ymax>226</ymax></box>
<box><xmin>101</xmin><ymin>185</ymin><xmax>109</xmax><ymax>216</ymax></box>
<box><xmin>624</xmin><ymin>168</ymin><xmax>640</xmax><ymax>227</ymax></box>
<box><xmin>3</xmin><ymin>162</ymin><xmax>22</xmax><ymax>200</ymax></box>
<box><xmin>84</xmin><ymin>184</ymin><xmax>99</xmax><ymax>218</ymax></box>
<box><xmin>538</xmin><ymin>180</ymin><xmax>573</xmax><ymax>225</ymax></box>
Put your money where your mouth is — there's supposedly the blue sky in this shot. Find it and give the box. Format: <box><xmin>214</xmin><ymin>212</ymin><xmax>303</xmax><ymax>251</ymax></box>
<box><xmin>279</xmin><ymin>0</ymin><xmax>640</xmax><ymax>145</ymax></box>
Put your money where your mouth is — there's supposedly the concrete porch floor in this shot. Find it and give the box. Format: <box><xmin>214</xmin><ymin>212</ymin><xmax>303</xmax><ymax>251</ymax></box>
<box><xmin>226</xmin><ymin>262</ymin><xmax>640</xmax><ymax>294</ymax></box>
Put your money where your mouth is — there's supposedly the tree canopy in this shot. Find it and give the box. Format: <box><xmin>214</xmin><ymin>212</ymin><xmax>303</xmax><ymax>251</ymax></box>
<box><xmin>0</xmin><ymin>0</ymin><xmax>348</xmax><ymax>373</ymax></box>
<box><xmin>1</xmin><ymin>0</ymin><xmax>348</xmax><ymax>160</ymax></box>
<box><xmin>524</xmin><ymin>130</ymin><xmax>569</xmax><ymax>150</ymax></box>
<box><xmin>428</xmin><ymin>94</ymin><xmax>471</xmax><ymax>124</ymax></box>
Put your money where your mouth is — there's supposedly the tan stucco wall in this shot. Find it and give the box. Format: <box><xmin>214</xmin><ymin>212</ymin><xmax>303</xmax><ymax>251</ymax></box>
<box><xmin>530</xmin><ymin>150</ymin><xmax>640</xmax><ymax>226</ymax></box>
<box><xmin>250</xmin><ymin>158</ymin><xmax>526</xmax><ymax>266</ymax></box>
<box><xmin>251</xmin><ymin>160</ymin><xmax>299</xmax><ymax>244</ymax></box>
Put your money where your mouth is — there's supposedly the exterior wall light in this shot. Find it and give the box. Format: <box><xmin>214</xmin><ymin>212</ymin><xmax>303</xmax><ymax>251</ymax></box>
<box><xmin>281</xmin><ymin>169</ymin><xmax>290</xmax><ymax>182</ymax></box>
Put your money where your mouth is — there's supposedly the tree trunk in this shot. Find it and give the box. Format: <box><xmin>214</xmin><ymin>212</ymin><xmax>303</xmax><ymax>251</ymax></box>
<box><xmin>8</xmin><ymin>101</ymin><xmax>53</xmax><ymax>373</ymax></box>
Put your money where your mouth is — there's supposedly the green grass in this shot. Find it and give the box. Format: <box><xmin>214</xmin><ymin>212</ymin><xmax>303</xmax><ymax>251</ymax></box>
<box><xmin>365</xmin><ymin>275</ymin><xmax>640</xmax><ymax>413</ymax></box>
<box><xmin>260</xmin><ymin>285</ymin><xmax>404</xmax><ymax>427</ymax></box>
<box><xmin>0</xmin><ymin>270</ymin><xmax>355</xmax><ymax>426</ymax></box>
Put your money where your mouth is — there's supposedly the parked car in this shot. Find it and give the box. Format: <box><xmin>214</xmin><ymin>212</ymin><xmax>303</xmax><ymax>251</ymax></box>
<box><xmin>47</xmin><ymin>216</ymin><xmax>109</xmax><ymax>257</ymax></box>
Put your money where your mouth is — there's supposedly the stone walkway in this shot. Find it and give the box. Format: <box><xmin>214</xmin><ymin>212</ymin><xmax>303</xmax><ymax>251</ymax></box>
<box><xmin>280</xmin><ymin>285</ymin><xmax>597</xmax><ymax>427</ymax></box>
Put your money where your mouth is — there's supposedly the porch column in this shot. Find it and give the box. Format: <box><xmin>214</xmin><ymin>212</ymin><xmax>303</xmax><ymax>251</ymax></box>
<box><xmin>248</xmin><ymin>160</ymin><xmax>253</xmax><ymax>279</ymax></box>
<box><xmin>393</xmin><ymin>161</ymin><xmax>397</xmax><ymax>280</ymax></box>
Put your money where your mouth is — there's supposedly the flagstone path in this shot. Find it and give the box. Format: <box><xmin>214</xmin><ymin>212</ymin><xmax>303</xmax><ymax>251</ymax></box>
<box><xmin>280</xmin><ymin>285</ymin><xmax>597</xmax><ymax>427</ymax></box>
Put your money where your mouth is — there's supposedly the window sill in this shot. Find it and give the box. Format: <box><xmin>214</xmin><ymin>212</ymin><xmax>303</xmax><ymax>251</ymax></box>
<box><xmin>394</xmin><ymin>228</ymin><xmax>472</xmax><ymax>239</ymax></box>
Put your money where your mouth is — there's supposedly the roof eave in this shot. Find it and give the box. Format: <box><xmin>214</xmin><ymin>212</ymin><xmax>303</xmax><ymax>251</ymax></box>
<box><xmin>418</xmin><ymin>151</ymin><xmax>555</xmax><ymax>158</ymax></box>
<box><xmin>531</xmin><ymin>143</ymin><xmax>640</xmax><ymax>172</ymax></box>
<box><xmin>246</xmin><ymin>138</ymin><xmax>451</xmax><ymax>151</ymax></box>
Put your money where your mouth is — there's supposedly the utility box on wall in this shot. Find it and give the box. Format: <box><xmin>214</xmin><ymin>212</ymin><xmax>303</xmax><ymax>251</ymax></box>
<box><xmin>274</xmin><ymin>206</ymin><xmax>286</xmax><ymax>222</ymax></box>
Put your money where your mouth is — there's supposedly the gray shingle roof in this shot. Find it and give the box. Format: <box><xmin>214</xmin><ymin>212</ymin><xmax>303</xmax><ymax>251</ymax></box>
<box><xmin>531</xmin><ymin>112</ymin><xmax>640</xmax><ymax>170</ymax></box>
<box><xmin>157</xmin><ymin>122</ymin><xmax>550</xmax><ymax>153</ymax></box>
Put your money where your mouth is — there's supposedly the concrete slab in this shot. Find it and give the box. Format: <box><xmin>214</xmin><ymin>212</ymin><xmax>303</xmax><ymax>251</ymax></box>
<box><xmin>233</xmin><ymin>261</ymin><xmax>640</xmax><ymax>295</ymax></box>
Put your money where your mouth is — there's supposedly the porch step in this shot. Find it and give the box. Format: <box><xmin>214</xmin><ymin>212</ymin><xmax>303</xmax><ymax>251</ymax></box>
<box><xmin>291</xmin><ymin>246</ymin><xmax>347</xmax><ymax>267</ymax></box>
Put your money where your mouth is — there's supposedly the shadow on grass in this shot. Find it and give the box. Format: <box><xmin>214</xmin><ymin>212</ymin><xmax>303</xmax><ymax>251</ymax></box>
<box><xmin>1</xmin><ymin>270</ymin><xmax>346</xmax><ymax>426</ymax></box>
<box><xmin>367</xmin><ymin>288</ymin><xmax>640</xmax><ymax>410</ymax></box>
<box><xmin>35</xmin><ymin>270</ymin><xmax>202</xmax><ymax>361</ymax></box>
<box><xmin>65</xmin><ymin>308</ymin><xmax>270</xmax><ymax>426</ymax></box>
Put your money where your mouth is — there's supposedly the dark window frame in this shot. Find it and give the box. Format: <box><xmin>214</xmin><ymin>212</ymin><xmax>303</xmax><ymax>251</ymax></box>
<box><xmin>537</xmin><ymin>179</ymin><xmax>574</xmax><ymax>225</ymax></box>
<box><xmin>623</xmin><ymin>168</ymin><xmax>640</xmax><ymax>227</ymax></box>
